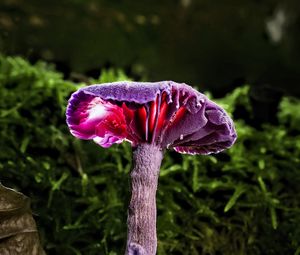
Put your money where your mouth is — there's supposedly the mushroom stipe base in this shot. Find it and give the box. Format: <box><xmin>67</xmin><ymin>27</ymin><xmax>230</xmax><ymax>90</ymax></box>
<box><xmin>126</xmin><ymin>144</ymin><xmax>163</xmax><ymax>255</ymax></box>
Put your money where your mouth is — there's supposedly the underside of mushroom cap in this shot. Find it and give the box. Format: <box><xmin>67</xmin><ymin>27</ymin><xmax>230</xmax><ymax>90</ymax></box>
<box><xmin>66</xmin><ymin>81</ymin><xmax>237</xmax><ymax>154</ymax></box>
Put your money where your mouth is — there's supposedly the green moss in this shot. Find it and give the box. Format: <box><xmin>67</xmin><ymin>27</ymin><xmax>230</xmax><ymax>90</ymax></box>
<box><xmin>0</xmin><ymin>55</ymin><xmax>299</xmax><ymax>254</ymax></box>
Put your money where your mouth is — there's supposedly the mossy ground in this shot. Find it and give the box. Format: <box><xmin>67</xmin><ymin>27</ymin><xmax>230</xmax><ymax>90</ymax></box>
<box><xmin>0</xmin><ymin>55</ymin><xmax>299</xmax><ymax>254</ymax></box>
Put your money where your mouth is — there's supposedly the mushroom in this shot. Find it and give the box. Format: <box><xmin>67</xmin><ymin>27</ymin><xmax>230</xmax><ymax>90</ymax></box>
<box><xmin>66</xmin><ymin>81</ymin><xmax>237</xmax><ymax>255</ymax></box>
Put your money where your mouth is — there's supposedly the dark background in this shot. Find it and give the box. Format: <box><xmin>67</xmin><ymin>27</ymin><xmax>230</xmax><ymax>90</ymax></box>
<box><xmin>1</xmin><ymin>0</ymin><xmax>300</xmax><ymax>97</ymax></box>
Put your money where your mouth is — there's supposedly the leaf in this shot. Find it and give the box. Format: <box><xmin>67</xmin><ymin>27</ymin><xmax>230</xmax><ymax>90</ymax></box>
<box><xmin>269</xmin><ymin>207</ymin><xmax>278</xmax><ymax>230</ymax></box>
<box><xmin>258</xmin><ymin>159</ymin><xmax>265</xmax><ymax>170</ymax></box>
<box><xmin>20</xmin><ymin>136</ymin><xmax>30</xmax><ymax>154</ymax></box>
<box><xmin>192</xmin><ymin>158</ymin><xmax>200</xmax><ymax>192</ymax></box>
<box><xmin>224</xmin><ymin>186</ymin><xmax>246</xmax><ymax>212</ymax></box>
<box><xmin>160</xmin><ymin>165</ymin><xmax>182</xmax><ymax>177</ymax></box>
<box><xmin>0</xmin><ymin>183</ymin><xmax>46</xmax><ymax>254</ymax></box>
<box><xmin>257</xmin><ymin>176</ymin><xmax>267</xmax><ymax>193</ymax></box>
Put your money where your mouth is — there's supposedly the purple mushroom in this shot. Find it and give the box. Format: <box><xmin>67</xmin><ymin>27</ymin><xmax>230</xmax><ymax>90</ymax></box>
<box><xmin>66</xmin><ymin>81</ymin><xmax>237</xmax><ymax>255</ymax></box>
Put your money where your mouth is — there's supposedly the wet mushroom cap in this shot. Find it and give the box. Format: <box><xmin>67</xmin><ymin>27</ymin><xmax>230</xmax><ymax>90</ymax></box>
<box><xmin>66</xmin><ymin>81</ymin><xmax>237</xmax><ymax>154</ymax></box>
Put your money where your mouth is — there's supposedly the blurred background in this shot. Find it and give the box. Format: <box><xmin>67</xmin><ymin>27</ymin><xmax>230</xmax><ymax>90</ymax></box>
<box><xmin>0</xmin><ymin>1</ymin><xmax>300</xmax><ymax>255</ymax></box>
<box><xmin>1</xmin><ymin>0</ymin><xmax>300</xmax><ymax>97</ymax></box>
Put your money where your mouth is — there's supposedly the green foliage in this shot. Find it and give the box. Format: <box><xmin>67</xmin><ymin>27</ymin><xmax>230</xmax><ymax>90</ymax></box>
<box><xmin>0</xmin><ymin>55</ymin><xmax>299</xmax><ymax>255</ymax></box>
<box><xmin>93</xmin><ymin>69</ymin><xmax>132</xmax><ymax>84</ymax></box>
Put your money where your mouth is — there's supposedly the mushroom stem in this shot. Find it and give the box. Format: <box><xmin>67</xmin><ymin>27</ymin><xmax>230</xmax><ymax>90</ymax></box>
<box><xmin>126</xmin><ymin>144</ymin><xmax>164</xmax><ymax>255</ymax></box>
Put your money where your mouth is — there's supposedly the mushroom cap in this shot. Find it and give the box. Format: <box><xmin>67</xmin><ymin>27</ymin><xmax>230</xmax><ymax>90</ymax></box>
<box><xmin>66</xmin><ymin>81</ymin><xmax>237</xmax><ymax>154</ymax></box>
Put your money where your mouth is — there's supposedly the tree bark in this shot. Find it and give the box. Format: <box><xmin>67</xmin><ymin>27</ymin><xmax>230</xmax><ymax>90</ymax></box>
<box><xmin>125</xmin><ymin>144</ymin><xmax>163</xmax><ymax>255</ymax></box>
